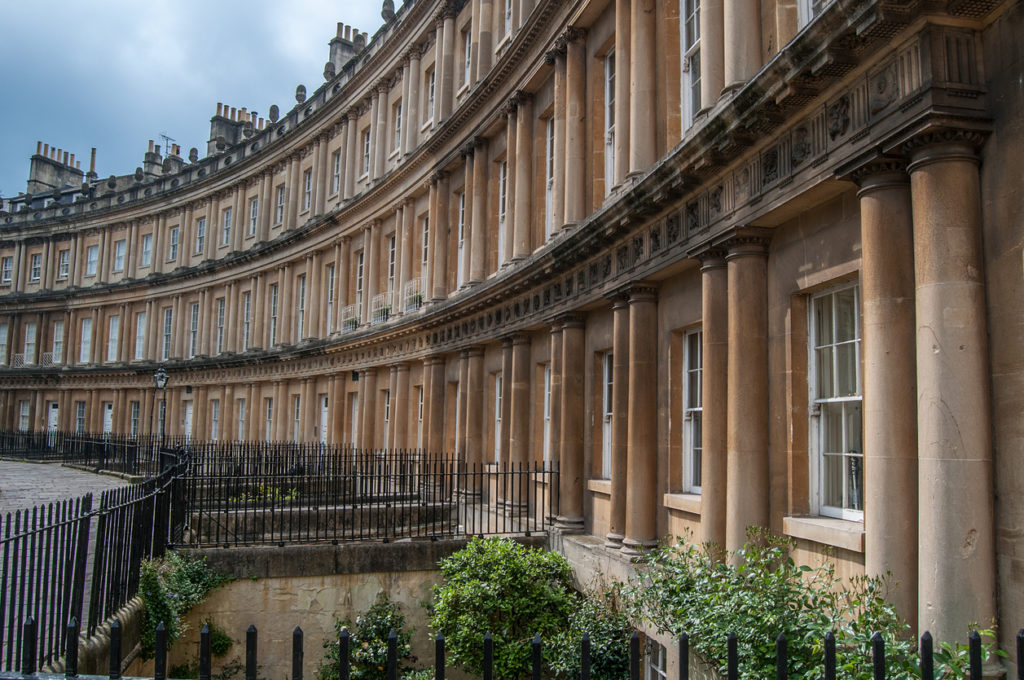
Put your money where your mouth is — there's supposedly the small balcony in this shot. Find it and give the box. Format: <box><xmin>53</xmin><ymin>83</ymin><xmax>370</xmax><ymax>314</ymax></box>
<box><xmin>340</xmin><ymin>302</ymin><xmax>362</xmax><ymax>332</ymax></box>
<box><xmin>371</xmin><ymin>290</ymin><xmax>395</xmax><ymax>325</ymax></box>
<box><xmin>404</xmin><ymin>278</ymin><xmax>424</xmax><ymax>313</ymax></box>
<box><xmin>40</xmin><ymin>351</ymin><xmax>62</xmax><ymax>366</ymax></box>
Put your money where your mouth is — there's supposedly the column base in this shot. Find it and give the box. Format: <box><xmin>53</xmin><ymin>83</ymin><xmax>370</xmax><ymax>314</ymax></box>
<box><xmin>553</xmin><ymin>515</ymin><xmax>585</xmax><ymax>534</ymax></box>
<box><xmin>620</xmin><ymin>537</ymin><xmax>658</xmax><ymax>559</ymax></box>
<box><xmin>604</xmin><ymin>532</ymin><xmax>624</xmax><ymax>549</ymax></box>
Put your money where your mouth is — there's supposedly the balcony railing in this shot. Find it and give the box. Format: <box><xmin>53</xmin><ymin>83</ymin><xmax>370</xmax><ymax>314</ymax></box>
<box><xmin>340</xmin><ymin>302</ymin><xmax>362</xmax><ymax>332</ymax></box>
<box><xmin>404</xmin><ymin>277</ymin><xmax>424</xmax><ymax>312</ymax></box>
<box><xmin>11</xmin><ymin>353</ymin><xmax>28</xmax><ymax>367</ymax></box>
<box><xmin>371</xmin><ymin>290</ymin><xmax>395</xmax><ymax>325</ymax></box>
<box><xmin>40</xmin><ymin>351</ymin><xmax>61</xmax><ymax>366</ymax></box>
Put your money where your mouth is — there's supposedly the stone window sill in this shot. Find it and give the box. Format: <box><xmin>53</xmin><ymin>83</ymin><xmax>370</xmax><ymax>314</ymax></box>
<box><xmin>663</xmin><ymin>493</ymin><xmax>702</xmax><ymax>515</ymax></box>
<box><xmin>587</xmin><ymin>479</ymin><xmax>611</xmax><ymax>496</ymax></box>
<box><xmin>783</xmin><ymin>515</ymin><xmax>864</xmax><ymax>553</ymax></box>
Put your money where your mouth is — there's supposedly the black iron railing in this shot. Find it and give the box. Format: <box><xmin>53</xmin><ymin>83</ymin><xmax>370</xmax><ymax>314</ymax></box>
<box><xmin>6</xmin><ymin>617</ymin><xmax>1022</xmax><ymax>680</ymax></box>
<box><xmin>0</xmin><ymin>431</ymin><xmax>177</xmax><ymax>478</ymax></box>
<box><xmin>0</xmin><ymin>444</ymin><xmax>188</xmax><ymax>673</ymax></box>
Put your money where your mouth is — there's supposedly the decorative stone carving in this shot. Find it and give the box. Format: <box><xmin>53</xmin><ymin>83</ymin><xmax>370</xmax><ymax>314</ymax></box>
<box><xmin>791</xmin><ymin>126</ymin><xmax>812</xmax><ymax>166</ymax></box>
<box><xmin>382</xmin><ymin>0</ymin><xmax>395</xmax><ymax>22</ymax></box>
<box><xmin>869</xmin><ymin>62</ymin><xmax>899</xmax><ymax>115</ymax></box>
<box><xmin>762</xmin><ymin>149</ymin><xmax>779</xmax><ymax>185</ymax></box>
<box><xmin>324</xmin><ymin>62</ymin><xmax>336</xmax><ymax>81</ymax></box>
<box><xmin>295</xmin><ymin>85</ymin><xmax>307</xmax><ymax>104</ymax></box>
<box><xmin>828</xmin><ymin>95</ymin><xmax>851</xmax><ymax>140</ymax></box>
<box><xmin>269</xmin><ymin>105</ymin><xmax>280</xmax><ymax>123</ymax></box>
<box><xmin>709</xmin><ymin>185</ymin><xmax>723</xmax><ymax>215</ymax></box>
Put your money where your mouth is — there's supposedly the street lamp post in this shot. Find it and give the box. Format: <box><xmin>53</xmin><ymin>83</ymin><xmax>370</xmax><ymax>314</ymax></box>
<box><xmin>153</xmin><ymin>367</ymin><xmax>169</xmax><ymax>452</ymax></box>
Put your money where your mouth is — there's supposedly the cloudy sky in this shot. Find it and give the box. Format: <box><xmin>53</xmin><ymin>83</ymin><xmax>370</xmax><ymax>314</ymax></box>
<box><xmin>0</xmin><ymin>1</ymin><xmax>385</xmax><ymax>198</ymax></box>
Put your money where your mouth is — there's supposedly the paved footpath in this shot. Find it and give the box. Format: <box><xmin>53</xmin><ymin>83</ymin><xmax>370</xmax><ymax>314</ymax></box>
<box><xmin>0</xmin><ymin>460</ymin><xmax>129</xmax><ymax>516</ymax></box>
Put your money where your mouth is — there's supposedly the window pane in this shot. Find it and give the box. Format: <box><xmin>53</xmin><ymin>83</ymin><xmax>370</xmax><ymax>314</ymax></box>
<box><xmin>847</xmin><ymin>455</ymin><xmax>863</xmax><ymax>510</ymax></box>
<box><xmin>816</xmin><ymin>346</ymin><xmax>834</xmax><ymax>398</ymax></box>
<box><xmin>814</xmin><ymin>295</ymin><xmax>833</xmax><ymax>345</ymax></box>
<box><xmin>834</xmin><ymin>287</ymin><xmax>857</xmax><ymax>342</ymax></box>
<box><xmin>845</xmin><ymin>401</ymin><xmax>862</xmax><ymax>453</ymax></box>
<box><xmin>691</xmin><ymin>412</ymin><xmax>702</xmax><ymax>485</ymax></box>
<box><xmin>822</xmin><ymin>402</ymin><xmax>843</xmax><ymax>454</ymax></box>
<box><xmin>836</xmin><ymin>342</ymin><xmax>858</xmax><ymax>396</ymax></box>
<box><xmin>822</xmin><ymin>452</ymin><xmax>844</xmax><ymax>508</ymax></box>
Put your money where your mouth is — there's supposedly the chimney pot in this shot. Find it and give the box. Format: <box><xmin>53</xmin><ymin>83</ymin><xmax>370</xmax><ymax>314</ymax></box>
<box><xmin>70</xmin><ymin>153</ymin><xmax>76</xmax><ymax>166</ymax></box>
<box><xmin>43</xmin><ymin>143</ymin><xmax>49</xmax><ymax>156</ymax></box>
<box><xmin>36</xmin><ymin>141</ymin><xmax>42</xmax><ymax>154</ymax></box>
<box><xmin>90</xmin><ymin>148</ymin><xmax>97</xmax><ymax>173</ymax></box>
<box><xmin>217</xmin><ymin>102</ymin><xmax>223</xmax><ymax>116</ymax></box>
<box><xmin>63</xmin><ymin>151</ymin><xmax>69</xmax><ymax>165</ymax></box>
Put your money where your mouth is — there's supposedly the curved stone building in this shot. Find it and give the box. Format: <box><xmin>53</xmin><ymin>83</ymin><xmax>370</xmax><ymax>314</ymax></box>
<box><xmin>2</xmin><ymin>0</ymin><xmax>1023</xmax><ymax>657</ymax></box>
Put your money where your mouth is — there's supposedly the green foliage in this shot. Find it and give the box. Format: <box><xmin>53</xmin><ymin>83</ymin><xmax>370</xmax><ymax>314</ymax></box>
<box><xmin>429</xmin><ymin>537</ymin><xmax>576</xmax><ymax>680</ymax></box>
<box><xmin>230</xmin><ymin>484</ymin><xmax>300</xmax><ymax>504</ymax></box>
<box><xmin>205</xmin><ymin>620</ymin><xmax>234</xmax><ymax>657</ymax></box>
<box><xmin>317</xmin><ymin>593</ymin><xmax>415</xmax><ymax>680</ymax></box>
<box><xmin>931</xmin><ymin>628</ymin><xmax>1008</xmax><ymax>679</ymax></box>
<box><xmin>626</xmin><ymin>529</ymin><xmax>1006</xmax><ymax>680</ymax></box>
<box><xmin>547</xmin><ymin>585</ymin><xmax>632</xmax><ymax>680</ymax></box>
<box><xmin>139</xmin><ymin>552</ymin><xmax>229</xmax><ymax>659</ymax></box>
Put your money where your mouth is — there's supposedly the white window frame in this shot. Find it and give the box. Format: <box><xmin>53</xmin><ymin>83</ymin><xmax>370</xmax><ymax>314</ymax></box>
<box><xmin>237</xmin><ymin>398</ymin><xmax>247</xmax><ymax>441</ymax></box>
<box><xmin>215</xmin><ymin>297</ymin><xmax>225</xmax><ymax>354</ymax></box>
<box><xmin>387</xmin><ymin>236</ymin><xmax>396</xmax><ymax>292</ymax></box>
<box><xmin>425</xmin><ymin>68</ymin><xmax>436</xmax><ymax>123</ymax></box>
<box><xmin>140</xmin><ymin>234</ymin><xmax>153</xmax><ymax>267</ymax></box>
<box><xmin>23</xmin><ymin>322</ymin><xmax>37</xmax><ymax>364</ymax></box>
<box><xmin>86</xmin><ymin>245</ymin><xmax>99</xmax><ymax>277</ymax></box>
<box><xmin>497</xmin><ymin>160</ymin><xmax>507</xmax><ymax>266</ymax></box>
<box><xmin>493</xmin><ymin>374</ymin><xmax>503</xmax><ymax>463</ymax></box>
<box><xmin>331</xmin><ymin>151</ymin><xmax>342</xmax><ymax>194</ymax></box>
<box><xmin>242</xmin><ymin>291</ymin><xmax>252</xmax><ymax>351</ymax></box>
<box><xmin>463</xmin><ymin>27</ymin><xmax>472</xmax><ymax>85</ymax></box>
<box><xmin>503</xmin><ymin>0</ymin><xmax>512</xmax><ymax>37</ymax></box>
<box><xmin>326</xmin><ymin>264</ymin><xmax>336</xmax><ymax>334</ymax></box>
<box><xmin>29</xmin><ymin>253</ymin><xmax>41</xmax><ymax>281</ymax></box>
<box><xmin>392</xmin><ymin>101</ymin><xmax>403</xmax><ymax>151</ymax></box>
<box><xmin>52</xmin><ymin>319</ymin><xmax>64</xmax><ymax>363</ymax></box>
<box><xmin>355</xmin><ymin>252</ymin><xmax>365</xmax><ymax>309</ymax></box>
<box><xmin>130</xmin><ymin>401</ymin><xmax>140</xmax><ymax>437</ymax></box>
<box><xmin>189</xmin><ymin>302</ymin><xmax>199</xmax><ymax>358</ymax></box>
<box><xmin>297</xmin><ymin>274</ymin><xmax>307</xmax><ymax>340</ymax></box>
<box><xmin>275</xmin><ymin>185</ymin><xmax>286</xmax><ymax>224</ymax></box>
<box><xmin>113</xmin><ymin>240</ymin><xmax>125</xmax><ymax>272</ymax></box>
<box><xmin>542</xmin><ymin>364</ymin><xmax>552</xmax><ymax>467</ymax></box>
<box><xmin>1</xmin><ymin>257</ymin><xmax>12</xmax><ymax>283</ymax></box>
<box><xmin>798</xmin><ymin>0</ymin><xmax>831</xmax><ymax>27</ymax></box>
<box><xmin>249</xmin><ymin>197</ymin><xmax>259</xmax><ymax>235</ymax></box>
<box><xmin>162</xmin><ymin>308</ymin><xmax>173</xmax><ymax>361</ymax></box>
<box><xmin>211</xmin><ymin>399</ymin><xmax>220</xmax><ymax>441</ymax></box>
<box><xmin>269</xmin><ymin>283</ymin><xmax>279</xmax><ymax>346</ymax></box>
<box><xmin>303</xmin><ymin>169</ymin><xmax>312</xmax><ymax>211</ymax></box>
<box><xmin>604</xmin><ymin>50</ymin><xmax>616</xmax><ymax>194</ymax></box>
<box><xmin>681</xmin><ymin>0</ymin><xmax>702</xmax><ymax>130</ymax></box>
<box><xmin>168</xmin><ymin>227</ymin><xmax>179</xmax><ymax>261</ymax></box>
<box><xmin>601</xmin><ymin>352</ymin><xmax>613</xmax><ymax>479</ymax></box>
<box><xmin>18</xmin><ymin>400</ymin><xmax>30</xmax><ymax>432</ymax></box>
<box><xmin>58</xmin><ymin>250</ymin><xmax>70</xmax><ymax>278</ymax></box>
<box><xmin>809</xmin><ymin>282</ymin><xmax>863</xmax><ymax>520</ymax></box>
<box><xmin>107</xmin><ymin>315</ymin><xmax>119</xmax><ymax>362</ymax></box>
<box><xmin>544</xmin><ymin>117</ymin><xmax>555</xmax><ymax>238</ymax></box>
<box><xmin>420</xmin><ymin>216</ymin><xmax>430</xmax><ymax>271</ymax></box>
<box><xmin>416</xmin><ymin>385</ymin><xmax>424</xmax><ymax>449</ymax></box>
<box><xmin>75</xmin><ymin>401</ymin><xmax>87</xmax><ymax>434</ymax></box>
<box><xmin>265</xmin><ymin>397</ymin><xmax>274</xmax><ymax>443</ymax></box>
<box><xmin>293</xmin><ymin>395</ymin><xmax>302</xmax><ymax>441</ymax></box>
<box><xmin>0</xmin><ymin>322</ymin><xmax>7</xmax><ymax>364</ymax></box>
<box><xmin>683</xmin><ymin>328</ymin><xmax>703</xmax><ymax>493</ymax></box>
<box><xmin>646</xmin><ymin>641</ymin><xmax>667</xmax><ymax>680</ymax></box>
<box><xmin>361</xmin><ymin>129</ymin><xmax>372</xmax><ymax>177</ymax></box>
<box><xmin>134</xmin><ymin>312</ymin><xmax>146</xmax><ymax>361</ymax></box>
<box><xmin>456</xmin><ymin>192</ymin><xmax>466</xmax><ymax>288</ymax></box>
<box><xmin>221</xmin><ymin>208</ymin><xmax>232</xmax><ymax>246</ymax></box>
<box><xmin>195</xmin><ymin>217</ymin><xmax>206</xmax><ymax>254</ymax></box>
<box><xmin>80</xmin><ymin>317</ymin><xmax>93</xmax><ymax>364</ymax></box>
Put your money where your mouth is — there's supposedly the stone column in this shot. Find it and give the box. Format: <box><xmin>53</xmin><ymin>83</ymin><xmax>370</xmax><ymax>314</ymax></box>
<box><xmin>308</xmin><ymin>251</ymin><xmax>322</xmax><ymax>339</ymax></box>
<box><xmin>503</xmin><ymin>104</ymin><xmax>517</xmax><ymax>263</ymax></box>
<box><xmin>439</xmin><ymin>8</ymin><xmax>456</xmax><ymax>120</ymax></box>
<box><xmin>556</xmin><ymin>315</ymin><xmax>585</xmax><ymax>531</ymax></box>
<box><xmin>405</xmin><ymin>49</ymin><xmax>422</xmax><ymax>155</ymax></box>
<box><xmin>280</xmin><ymin>263</ymin><xmax>294</xmax><ymax>343</ymax></box>
<box><xmin>399</xmin><ymin>198</ymin><xmax>415</xmax><ymax>311</ymax></box>
<box><xmin>426</xmin><ymin>356</ymin><xmax>446</xmax><ymax>454</ymax></box>
<box><xmin>287</xmin><ymin>154</ymin><xmax>301</xmax><ymax>229</ymax></box>
<box><xmin>906</xmin><ymin>130</ymin><xmax>995</xmax><ymax>643</ymax></box>
<box><xmin>337</xmin><ymin>238</ymin><xmax>350</xmax><ymax>323</ymax></box>
<box><xmin>512</xmin><ymin>93</ymin><xmax>533</xmax><ymax>258</ymax></box>
<box><xmin>699</xmin><ymin>0</ymin><xmax>724</xmax><ymax>109</ymax></box>
<box><xmin>698</xmin><ymin>250</ymin><xmax>728</xmax><ymax>549</ymax></box>
<box><xmin>461</xmin><ymin>150</ymin><xmax>474</xmax><ymax>287</ymax></box>
<box><xmin>607</xmin><ymin>293</ymin><xmax>630</xmax><ymax>548</ymax></box>
<box><xmin>470</xmin><ymin>0</ymin><xmax>482</xmax><ymax>83</ymax></box>
<box><xmin>365</xmin><ymin>223</ymin><xmax>380</xmax><ymax>323</ymax></box>
<box><xmin>374</xmin><ymin>83</ymin><xmax>388</xmax><ymax>179</ymax></box>
<box><xmin>387</xmin><ymin>366</ymin><xmax>400</xmax><ymax>450</ymax></box>
<box><xmin>500</xmin><ymin>338</ymin><xmax>514</xmax><ymax>466</ymax></box>
<box><xmin>466</xmin><ymin>346</ymin><xmax>485</xmax><ymax>468</ymax></box>
<box><xmin>629</xmin><ymin>0</ymin><xmax>656</xmax><ymax>175</ymax></box>
<box><xmin>477</xmin><ymin>0</ymin><xmax>493</xmax><ymax>77</ymax></box>
<box><xmin>394</xmin><ymin>363</ymin><xmax>410</xmax><ymax>449</ymax></box>
<box><xmin>723</xmin><ymin>0</ymin><xmax>761</xmax><ymax>93</ymax></box>
<box><xmin>344</xmin><ymin>112</ymin><xmax>359</xmax><ymax>199</ymax></box>
<box><xmin>564</xmin><ymin>28</ymin><xmax>587</xmax><ymax>225</ymax></box>
<box><xmin>509</xmin><ymin>334</ymin><xmax>531</xmax><ymax>467</ymax></box>
<box><xmin>551</xmin><ymin>48</ymin><xmax>567</xmax><ymax>231</ymax></box>
<box><xmin>548</xmin><ymin>322</ymin><xmax>563</xmax><ymax>472</ymax></box>
<box><xmin>623</xmin><ymin>285</ymin><xmax>658</xmax><ymax>555</ymax></box>
<box><xmin>315</xmin><ymin>135</ymin><xmax>329</xmax><ymax>216</ymax></box>
<box><xmin>724</xmin><ymin>232</ymin><xmax>770</xmax><ymax>553</ymax></box>
<box><xmin>430</xmin><ymin>173</ymin><xmax>450</xmax><ymax>300</ymax></box>
<box><xmin>470</xmin><ymin>137</ymin><xmax>489</xmax><ymax>281</ymax></box>
<box><xmin>457</xmin><ymin>351</ymin><xmax>470</xmax><ymax>460</ymax></box>
<box><xmin>851</xmin><ymin>159</ymin><xmax>919</xmax><ymax>627</ymax></box>
<box><xmin>251</xmin><ymin>274</ymin><xmax>265</xmax><ymax>350</ymax></box>
<box><xmin>361</xmin><ymin>369</ymin><xmax>378</xmax><ymax>449</ymax></box>
<box><xmin>259</xmin><ymin>172</ymin><xmax>272</xmax><ymax>241</ymax></box>
<box><xmin>433</xmin><ymin>17</ymin><xmax>446</xmax><ymax>123</ymax></box>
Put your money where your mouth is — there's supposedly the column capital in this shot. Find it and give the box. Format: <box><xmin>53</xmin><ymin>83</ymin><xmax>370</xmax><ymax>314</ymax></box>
<box><xmin>556</xmin><ymin>312</ymin><xmax>586</xmax><ymax>329</ymax></box>
<box><xmin>605</xmin><ymin>288</ymin><xmax>632</xmax><ymax>307</ymax></box>
<box><xmin>626</xmin><ymin>283</ymin><xmax>659</xmax><ymax>304</ymax></box>
<box><xmin>465</xmin><ymin>344</ymin><xmax>485</xmax><ymax>357</ymax></box>
<box><xmin>425</xmin><ymin>355</ymin><xmax>445</xmax><ymax>367</ymax></box>
<box><xmin>849</xmin><ymin>156</ymin><xmax>908</xmax><ymax>192</ymax></box>
<box><xmin>510</xmin><ymin>90</ymin><xmax>532</xmax><ymax>106</ymax></box>
<box><xmin>903</xmin><ymin>127</ymin><xmax>987</xmax><ymax>171</ymax></box>
<box><xmin>511</xmin><ymin>333</ymin><xmax>531</xmax><ymax>347</ymax></box>
<box><xmin>688</xmin><ymin>246</ymin><xmax>728</xmax><ymax>270</ymax></box>
<box><xmin>547</xmin><ymin>319</ymin><xmax>564</xmax><ymax>333</ymax></box>
<box><xmin>565</xmin><ymin>26</ymin><xmax>587</xmax><ymax>43</ymax></box>
<box><xmin>717</xmin><ymin>226</ymin><xmax>773</xmax><ymax>259</ymax></box>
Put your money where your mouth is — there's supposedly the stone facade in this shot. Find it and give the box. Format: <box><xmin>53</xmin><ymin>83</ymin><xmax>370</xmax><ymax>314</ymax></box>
<box><xmin>1</xmin><ymin>0</ymin><xmax>1022</xmax><ymax>662</ymax></box>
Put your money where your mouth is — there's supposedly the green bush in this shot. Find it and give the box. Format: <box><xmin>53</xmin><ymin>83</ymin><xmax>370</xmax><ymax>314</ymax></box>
<box><xmin>317</xmin><ymin>593</ymin><xmax>415</xmax><ymax>680</ymax></box>
<box><xmin>625</xmin><ymin>529</ymin><xmax>1004</xmax><ymax>680</ymax></box>
<box><xmin>547</xmin><ymin>585</ymin><xmax>632</xmax><ymax>680</ymax></box>
<box><xmin>139</xmin><ymin>552</ymin><xmax>228</xmax><ymax>659</ymax></box>
<box><xmin>429</xmin><ymin>537</ymin><xmax>576</xmax><ymax>680</ymax></box>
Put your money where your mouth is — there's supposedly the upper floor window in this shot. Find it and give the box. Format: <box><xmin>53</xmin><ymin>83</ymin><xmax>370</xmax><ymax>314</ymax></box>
<box><xmin>0</xmin><ymin>322</ymin><xmax>8</xmax><ymax>364</ymax></box>
<box><xmin>497</xmin><ymin>160</ymin><xmax>508</xmax><ymax>266</ymax></box>
<box><xmin>544</xmin><ymin>117</ymin><xmax>555</xmax><ymax>238</ymax></box>
<box><xmin>269</xmin><ymin>283</ymin><xmax>279</xmax><ymax>346</ymax></box>
<box><xmin>135</xmin><ymin>312</ymin><xmax>146</xmax><ymax>361</ymax></box>
<box><xmin>86</xmin><ymin>245</ymin><xmax>99</xmax><ymax>277</ymax></box>
<box><xmin>168</xmin><ymin>227</ymin><xmax>179</xmax><ymax>261</ymax></box>
<box><xmin>221</xmin><ymin>208</ymin><xmax>232</xmax><ymax>245</ymax></box>
<box><xmin>162</xmin><ymin>308</ymin><xmax>173</xmax><ymax>361</ymax></box>
<box><xmin>80</xmin><ymin>317</ymin><xmax>93</xmax><ymax>364</ymax></box>
<box><xmin>58</xmin><ymin>249</ymin><xmax>70</xmax><ymax>278</ymax></box>
<box><xmin>462</xmin><ymin>28</ymin><xmax>472</xmax><ymax>86</ymax></box>
<box><xmin>249</xmin><ymin>197</ymin><xmax>259</xmax><ymax>235</ymax></box>
<box><xmin>361</xmin><ymin>129</ymin><xmax>372</xmax><ymax>176</ymax></box>
<box><xmin>107</xmin><ymin>315</ymin><xmax>119</xmax><ymax>362</ymax></box>
<box><xmin>387</xmin><ymin>235</ymin><xmax>397</xmax><ymax>292</ymax></box>
<box><xmin>113</xmin><ymin>240</ymin><xmax>126</xmax><ymax>272</ymax></box>
<box><xmin>503</xmin><ymin>0</ymin><xmax>512</xmax><ymax>37</ymax></box>
<box><xmin>601</xmin><ymin>352</ymin><xmax>613</xmax><ymax>479</ymax></box>
<box><xmin>29</xmin><ymin>253</ymin><xmax>41</xmax><ymax>281</ymax></box>
<box><xmin>140</xmin><ymin>235</ymin><xmax>152</xmax><ymax>267</ymax></box>
<box><xmin>392</xmin><ymin>101</ymin><xmax>403</xmax><ymax>151</ymax></box>
<box><xmin>681</xmin><ymin>0</ymin><xmax>702</xmax><ymax>129</ymax></box>
<box><xmin>0</xmin><ymin>257</ymin><xmax>11</xmax><ymax>284</ymax></box>
<box><xmin>216</xmin><ymin>297</ymin><xmax>226</xmax><ymax>354</ymax></box>
<box><xmin>799</xmin><ymin>0</ymin><xmax>831</xmax><ymax>27</ymax></box>
<box><xmin>425</xmin><ymin>68</ymin><xmax>436</xmax><ymax>122</ymax></box>
<box><xmin>303</xmin><ymin>169</ymin><xmax>312</xmax><ymax>210</ymax></box>
<box><xmin>604</xmin><ymin>50</ymin><xmax>616</xmax><ymax>194</ymax></box>
<box><xmin>810</xmin><ymin>283</ymin><xmax>862</xmax><ymax>519</ymax></box>
<box><xmin>421</xmin><ymin>216</ymin><xmax>430</xmax><ymax>270</ymax></box>
<box><xmin>52</xmin><ymin>320</ymin><xmax>64</xmax><ymax>363</ymax></box>
<box><xmin>189</xmin><ymin>302</ymin><xmax>200</xmax><ymax>358</ymax></box>
<box><xmin>242</xmin><ymin>291</ymin><xmax>252</xmax><ymax>351</ymax></box>
<box><xmin>23</xmin><ymin>322</ymin><xmax>36</xmax><ymax>364</ymax></box>
<box><xmin>542</xmin><ymin>363</ymin><xmax>552</xmax><ymax>467</ymax></box>
<box><xmin>326</xmin><ymin>264</ymin><xmax>336</xmax><ymax>334</ymax></box>
<box><xmin>297</xmin><ymin>274</ymin><xmax>307</xmax><ymax>340</ymax></box>
<box><xmin>195</xmin><ymin>217</ymin><xmax>206</xmax><ymax>254</ymax></box>
<box><xmin>683</xmin><ymin>328</ymin><xmax>703</xmax><ymax>493</ymax></box>
<box><xmin>275</xmin><ymin>185</ymin><xmax>286</xmax><ymax>224</ymax></box>
<box><xmin>355</xmin><ymin>251</ymin><xmax>365</xmax><ymax>307</ymax></box>
<box><xmin>331</xmin><ymin>151</ymin><xmax>342</xmax><ymax>194</ymax></box>
<box><xmin>456</xmin><ymin>192</ymin><xmax>466</xmax><ymax>288</ymax></box>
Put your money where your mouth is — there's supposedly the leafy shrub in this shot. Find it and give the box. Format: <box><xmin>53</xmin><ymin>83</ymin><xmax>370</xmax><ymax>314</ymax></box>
<box><xmin>139</xmin><ymin>552</ymin><xmax>228</xmax><ymax>659</ymax></box>
<box><xmin>317</xmin><ymin>592</ymin><xmax>415</xmax><ymax>680</ymax></box>
<box><xmin>547</xmin><ymin>585</ymin><xmax>632</xmax><ymax>680</ymax></box>
<box><xmin>429</xmin><ymin>537</ymin><xmax>576</xmax><ymax>680</ymax></box>
<box><xmin>626</xmin><ymin>529</ymin><xmax>1004</xmax><ymax>680</ymax></box>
